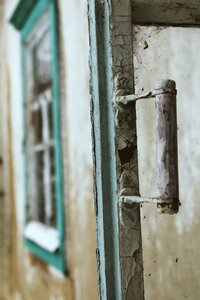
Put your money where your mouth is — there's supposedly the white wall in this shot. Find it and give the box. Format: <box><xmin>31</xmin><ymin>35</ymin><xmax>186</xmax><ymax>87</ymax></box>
<box><xmin>134</xmin><ymin>25</ymin><xmax>200</xmax><ymax>300</ymax></box>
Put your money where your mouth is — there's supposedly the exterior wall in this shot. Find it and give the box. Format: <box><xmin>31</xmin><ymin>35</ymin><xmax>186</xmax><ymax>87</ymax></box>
<box><xmin>133</xmin><ymin>25</ymin><xmax>200</xmax><ymax>299</ymax></box>
<box><xmin>0</xmin><ymin>0</ymin><xmax>98</xmax><ymax>299</ymax></box>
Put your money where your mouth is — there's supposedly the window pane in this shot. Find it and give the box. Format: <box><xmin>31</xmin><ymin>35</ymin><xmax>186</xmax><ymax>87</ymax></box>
<box><xmin>33</xmin><ymin>30</ymin><xmax>51</xmax><ymax>94</ymax></box>
<box><xmin>48</xmin><ymin>100</ymin><xmax>54</xmax><ymax>139</ymax></box>
<box><xmin>49</xmin><ymin>146</ymin><xmax>56</xmax><ymax>227</ymax></box>
<box><xmin>30</xmin><ymin>108</ymin><xmax>43</xmax><ymax>144</ymax></box>
<box><xmin>28</xmin><ymin>150</ymin><xmax>45</xmax><ymax>223</ymax></box>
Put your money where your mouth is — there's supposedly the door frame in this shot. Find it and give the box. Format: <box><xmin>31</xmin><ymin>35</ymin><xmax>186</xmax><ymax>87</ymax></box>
<box><xmin>88</xmin><ymin>1</ymin><xmax>144</xmax><ymax>299</ymax></box>
<box><xmin>88</xmin><ymin>1</ymin><xmax>200</xmax><ymax>299</ymax></box>
<box><xmin>87</xmin><ymin>1</ymin><xmax>122</xmax><ymax>299</ymax></box>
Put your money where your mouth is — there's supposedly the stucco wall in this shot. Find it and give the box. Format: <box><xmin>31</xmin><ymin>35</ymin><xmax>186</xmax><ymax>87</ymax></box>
<box><xmin>0</xmin><ymin>0</ymin><xmax>98</xmax><ymax>299</ymax></box>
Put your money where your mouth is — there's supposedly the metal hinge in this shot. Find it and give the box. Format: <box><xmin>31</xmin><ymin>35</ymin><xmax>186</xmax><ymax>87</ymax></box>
<box><xmin>115</xmin><ymin>79</ymin><xmax>180</xmax><ymax>214</ymax></box>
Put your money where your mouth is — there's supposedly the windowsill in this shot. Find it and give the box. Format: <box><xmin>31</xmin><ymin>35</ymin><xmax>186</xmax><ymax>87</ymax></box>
<box><xmin>25</xmin><ymin>238</ymin><xmax>66</xmax><ymax>274</ymax></box>
<box><xmin>24</xmin><ymin>221</ymin><xmax>59</xmax><ymax>252</ymax></box>
<box><xmin>24</xmin><ymin>221</ymin><xmax>66</xmax><ymax>274</ymax></box>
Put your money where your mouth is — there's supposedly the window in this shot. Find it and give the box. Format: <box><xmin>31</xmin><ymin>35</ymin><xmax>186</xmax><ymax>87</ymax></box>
<box><xmin>10</xmin><ymin>0</ymin><xmax>65</xmax><ymax>273</ymax></box>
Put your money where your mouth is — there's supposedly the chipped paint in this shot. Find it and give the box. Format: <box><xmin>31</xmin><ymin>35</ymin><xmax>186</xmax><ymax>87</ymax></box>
<box><xmin>155</xmin><ymin>80</ymin><xmax>179</xmax><ymax>214</ymax></box>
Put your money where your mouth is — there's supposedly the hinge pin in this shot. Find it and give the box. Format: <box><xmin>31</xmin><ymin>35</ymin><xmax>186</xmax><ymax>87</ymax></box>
<box><xmin>116</xmin><ymin>79</ymin><xmax>180</xmax><ymax>214</ymax></box>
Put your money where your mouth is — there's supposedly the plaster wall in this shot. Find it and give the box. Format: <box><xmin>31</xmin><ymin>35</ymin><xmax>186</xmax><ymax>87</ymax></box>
<box><xmin>0</xmin><ymin>0</ymin><xmax>98</xmax><ymax>299</ymax></box>
<box><xmin>134</xmin><ymin>25</ymin><xmax>200</xmax><ymax>300</ymax></box>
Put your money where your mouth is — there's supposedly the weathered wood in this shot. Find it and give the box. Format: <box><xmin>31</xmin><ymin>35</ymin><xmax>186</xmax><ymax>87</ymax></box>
<box><xmin>88</xmin><ymin>0</ymin><xmax>144</xmax><ymax>299</ymax></box>
<box><xmin>131</xmin><ymin>0</ymin><xmax>200</xmax><ymax>26</ymax></box>
<box><xmin>110</xmin><ymin>0</ymin><xmax>144</xmax><ymax>299</ymax></box>
<box><xmin>155</xmin><ymin>79</ymin><xmax>179</xmax><ymax>214</ymax></box>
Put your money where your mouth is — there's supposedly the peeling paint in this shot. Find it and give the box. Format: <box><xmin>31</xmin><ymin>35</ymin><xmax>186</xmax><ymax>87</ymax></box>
<box><xmin>110</xmin><ymin>1</ymin><xmax>144</xmax><ymax>299</ymax></box>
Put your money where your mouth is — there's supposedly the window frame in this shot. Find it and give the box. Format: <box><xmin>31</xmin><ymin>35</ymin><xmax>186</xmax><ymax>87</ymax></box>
<box><xmin>10</xmin><ymin>0</ymin><xmax>66</xmax><ymax>273</ymax></box>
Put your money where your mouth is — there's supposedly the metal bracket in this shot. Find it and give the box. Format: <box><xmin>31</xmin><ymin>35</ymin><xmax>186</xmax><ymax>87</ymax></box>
<box><xmin>116</xmin><ymin>85</ymin><xmax>177</xmax><ymax>105</ymax></box>
<box><xmin>115</xmin><ymin>79</ymin><xmax>180</xmax><ymax>214</ymax></box>
<box><xmin>120</xmin><ymin>195</ymin><xmax>174</xmax><ymax>205</ymax></box>
<box><xmin>116</xmin><ymin>91</ymin><xmax>155</xmax><ymax>105</ymax></box>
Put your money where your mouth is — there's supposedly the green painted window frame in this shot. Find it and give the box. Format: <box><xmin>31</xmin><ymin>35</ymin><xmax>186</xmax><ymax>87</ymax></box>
<box><xmin>10</xmin><ymin>0</ymin><xmax>66</xmax><ymax>274</ymax></box>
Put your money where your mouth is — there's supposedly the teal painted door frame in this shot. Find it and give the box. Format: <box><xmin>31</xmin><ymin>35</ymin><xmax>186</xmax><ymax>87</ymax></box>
<box><xmin>88</xmin><ymin>1</ymin><xmax>122</xmax><ymax>299</ymax></box>
<box><xmin>88</xmin><ymin>1</ymin><xmax>144</xmax><ymax>299</ymax></box>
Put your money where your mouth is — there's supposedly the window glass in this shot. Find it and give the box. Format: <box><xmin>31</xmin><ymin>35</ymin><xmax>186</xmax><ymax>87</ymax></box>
<box><xmin>25</xmin><ymin>11</ymin><xmax>56</xmax><ymax>229</ymax></box>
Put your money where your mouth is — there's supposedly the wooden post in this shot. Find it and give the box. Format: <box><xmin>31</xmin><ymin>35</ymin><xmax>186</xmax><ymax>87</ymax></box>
<box><xmin>155</xmin><ymin>79</ymin><xmax>179</xmax><ymax>214</ymax></box>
